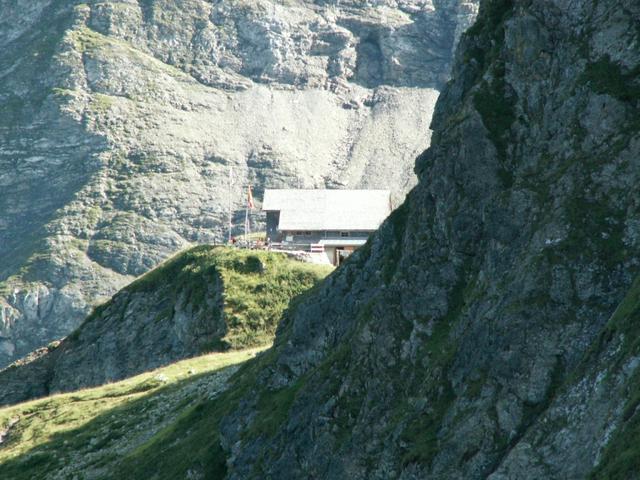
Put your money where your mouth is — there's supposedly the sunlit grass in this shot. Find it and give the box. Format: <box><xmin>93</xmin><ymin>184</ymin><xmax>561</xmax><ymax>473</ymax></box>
<box><xmin>0</xmin><ymin>346</ymin><xmax>267</xmax><ymax>477</ymax></box>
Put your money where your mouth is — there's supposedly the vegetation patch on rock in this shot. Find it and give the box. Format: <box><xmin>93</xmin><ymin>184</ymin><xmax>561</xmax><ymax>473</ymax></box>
<box><xmin>125</xmin><ymin>245</ymin><xmax>333</xmax><ymax>349</ymax></box>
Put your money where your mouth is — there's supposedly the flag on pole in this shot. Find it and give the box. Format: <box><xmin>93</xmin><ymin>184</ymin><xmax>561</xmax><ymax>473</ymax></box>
<box><xmin>247</xmin><ymin>185</ymin><xmax>255</xmax><ymax>210</ymax></box>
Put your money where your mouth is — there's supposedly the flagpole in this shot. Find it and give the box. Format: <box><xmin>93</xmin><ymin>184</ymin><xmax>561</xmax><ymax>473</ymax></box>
<box><xmin>228</xmin><ymin>166</ymin><xmax>233</xmax><ymax>244</ymax></box>
<box><xmin>244</xmin><ymin>207</ymin><xmax>249</xmax><ymax>243</ymax></box>
<box><xmin>245</xmin><ymin>185</ymin><xmax>254</xmax><ymax>243</ymax></box>
<box><xmin>247</xmin><ymin>204</ymin><xmax>251</xmax><ymax>238</ymax></box>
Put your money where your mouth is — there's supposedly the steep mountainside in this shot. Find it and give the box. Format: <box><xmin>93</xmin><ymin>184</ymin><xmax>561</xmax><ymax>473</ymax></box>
<box><xmin>211</xmin><ymin>1</ymin><xmax>639</xmax><ymax>478</ymax></box>
<box><xmin>0</xmin><ymin>0</ymin><xmax>478</xmax><ymax>367</ymax></box>
<box><xmin>1</xmin><ymin>1</ymin><xmax>639</xmax><ymax>479</ymax></box>
<box><xmin>0</xmin><ymin>246</ymin><xmax>330</xmax><ymax>407</ymax></box>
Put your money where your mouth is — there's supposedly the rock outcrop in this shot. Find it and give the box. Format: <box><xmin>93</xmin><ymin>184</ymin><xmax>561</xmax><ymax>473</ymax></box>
<box><xmin>0</xmin><ymin>0</ymin><xmax>479</xmax><ymax>367</ymax></box>
<box><xmin>0</xmin><ymin>246</ymin><xmax>329</xmax><ymax>406</ymax></box>
<box><xmin>212</xmin><ymin>1</ymin><xmax>640</xmax><ymax>478</ymax></box>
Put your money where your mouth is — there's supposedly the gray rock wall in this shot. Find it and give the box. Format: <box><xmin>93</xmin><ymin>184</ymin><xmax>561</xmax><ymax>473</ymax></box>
<box><xmin>219</xmin><ymin>0</ymin><xmax>640</xmax><ymax>478</ymax></box>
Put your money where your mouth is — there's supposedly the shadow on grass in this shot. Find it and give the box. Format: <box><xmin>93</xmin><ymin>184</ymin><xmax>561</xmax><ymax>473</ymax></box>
<box><xmin>0</xmin><ymin>356</ymin><xmax>267</xmax><ymax>480</ymax></box>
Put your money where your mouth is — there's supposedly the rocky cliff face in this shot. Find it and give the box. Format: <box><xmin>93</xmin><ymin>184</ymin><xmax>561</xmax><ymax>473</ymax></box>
<box><xmin>0</xmin><ymin>0</ymin><xmax>478</xmax><ymax>367</ymax></box>
<box><xmin>213</xmin><ymin>1</ymin><xmax>640</xmax><ymax>478</ymax></box>
<box><xmin>0</xmin><ymin>246</ymin><xmax>329</xmax><ymax>407</ymax></box>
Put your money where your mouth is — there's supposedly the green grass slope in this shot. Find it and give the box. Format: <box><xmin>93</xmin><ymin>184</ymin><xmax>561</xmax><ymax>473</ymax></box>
<box><xmin>118</xmin><ymin>245</ymin><xmax>333</xmax><ymax>350</ymax></box>
<box><xmin>0</xmin><ymin>347</ymin><xmax>267</xmax><ymax>479</ymax></box>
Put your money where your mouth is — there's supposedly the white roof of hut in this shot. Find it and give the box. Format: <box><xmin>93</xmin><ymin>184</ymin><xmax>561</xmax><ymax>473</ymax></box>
<box><xmin>262</xmin><ymin>189</ymin><xmax>392</xmax><ymax>231</ymax></box>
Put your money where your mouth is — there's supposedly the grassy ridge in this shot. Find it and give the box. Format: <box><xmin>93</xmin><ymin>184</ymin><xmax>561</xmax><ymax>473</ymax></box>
<box><xmin>212</xmin><ymin>248</ymin><xmax>332</xmax><ymax>348</ymax></box>
<box><xmin>72</xmin><ymin>245</ymin><xmax>332</xmax><ymax>350</ymax></box>
<box><xmin>0</xmin><ymin>247</ymin><xmax>332</xmax><ymax>479</ymax></box>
